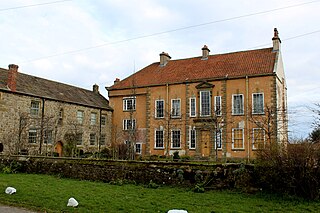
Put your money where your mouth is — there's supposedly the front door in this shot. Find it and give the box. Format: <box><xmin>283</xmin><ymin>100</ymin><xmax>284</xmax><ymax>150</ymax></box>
<box><xmin>201</xmin><ymin>130</ymin><xmax>210</xmax><ymax>157</ymax></box>
<box><xmin>55</xmin><ymin>141</ymin><xmax>63</xmax><ymax>157</ymax></box>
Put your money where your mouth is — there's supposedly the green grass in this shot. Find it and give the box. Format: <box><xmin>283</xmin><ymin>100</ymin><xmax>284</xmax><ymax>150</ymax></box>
<box><xmin>0</xmin><ymin>173</ymin><xmax>319</xmax><ymax>213</ymax></box>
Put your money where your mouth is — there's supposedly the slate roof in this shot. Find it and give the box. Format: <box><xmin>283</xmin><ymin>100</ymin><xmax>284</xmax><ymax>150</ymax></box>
<box><xmin>109</xmin><ymin>47</ymin><xmax>277</xmax><ymax>90</ymax></box>
<box><xmin>0</xmin><ymin>68</ymin><xmax>112</xmax><ymax>110</ymax></box>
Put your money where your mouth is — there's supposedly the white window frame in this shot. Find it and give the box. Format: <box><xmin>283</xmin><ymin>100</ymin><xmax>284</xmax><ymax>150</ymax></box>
<box><xmin>171</xmin><ymin>99</ymin><xmax>181</xmax><ymax>118</ymax></box>
<box><xmin>30</xmin><ymin>101</ymin><xmax>40</xmax><ymax>116</ymax></box>
<box><xmin>252</xmin><ymin>128</ymin><xmax>265</xmax><ymax>150</ymax></box>
<box><xmin>90</xmin><ymin>113</ymin><xmax>97</xmax><ymax>125</ymax></box>
<box><xmin>189</xmin><ymin>126</ymin><xmax>196</xmax><ymax>149</ymax></box>
<box><xmin>155</xmin><ymin>99</ymin><xmax>165</xmax><ymax>118</ymax></box>
<box><xmin>90</xmin><ymin>133</ymin><xmax>96</xmax><ymax>145</ymax></box>
<box><xmin>215</xmin><ymin>128</ymin><xmax>222</xmax><ymax>149</ymax></box>
<box><xmin>171</xmin><ymin>129</ymin><xmax>181</xmax><ymax>149</ymax></box>
<box><xmin>28</xmin><ymin>129</ymin><xmax>37</xmax><ymax>143</ymax></box>
<box><xmin>154</xmin><ymin>129</ymin><xmax>164</xmax><ymax>149</ymax></box>
<box><xmin>77</xmin><ymin>110</ymin><xmax>84</xmax><ymax>124</ymax></box>
<box><xmin>232</xmin><ymin>128</ymin><xmax>244</xmax><ymax>149</ymax></box>
<box><xmin>252</xmin><ymin>93</ymin><xmax>264</xmax><ymax>114</ymax></box>
<box><xmin>123</xmin><ymin>97</ymin><xmax>136</xmax><ymax>111</ymax></box>
<box><xmin>189</xmin><ymin>97</ymin><xmax>196</xmax><ymax>117</ymax></box>
<box><xmin>135</xmin><ymin>142</ymin><xmax>142</xmax><ymax>154</ymax></box>
<box><xmin>214</xmin><ymin>96</ymin><xmax>222</xmax><ymax>116</ymax></box>
<box><xmin>200</xmin><ymin>91</ymin><xmax>211</xmax><ymax>117</ymax></box>
<box><xmin>232</xmin><ymin>94</ymin><xmax>244</xmax><ymax>115</ymax></box>
<box><xmin>123</xmin><ymin>119</ymin><xmax>136</xmax><ymax>130</ymax></box>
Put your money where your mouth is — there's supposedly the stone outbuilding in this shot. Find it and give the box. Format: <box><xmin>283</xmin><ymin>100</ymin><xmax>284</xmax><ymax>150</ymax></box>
<box><xmin>0</xmin><ymin>65</ymin><xmax>113</xmax><ymax>156</ymax></box>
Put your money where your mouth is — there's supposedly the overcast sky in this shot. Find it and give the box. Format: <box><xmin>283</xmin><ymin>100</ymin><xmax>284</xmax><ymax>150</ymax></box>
<box><xmin>1</xmin><ymin>0</ymin><xmax>319</xmax><ymax>139</ymax></box>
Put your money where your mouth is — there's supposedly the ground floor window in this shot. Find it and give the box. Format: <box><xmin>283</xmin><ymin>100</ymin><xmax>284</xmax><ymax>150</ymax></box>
<box><xmin>28</xmin><ymin>129</ymin><xmax>37</xmax><ymax>143</ymax></box>
<box><xmin>44</xmin><ymin>130</ymin><xmax>53</xmax><ymax>144</ymax></box>
<box><xmin>232</xmin><ymin>128</ymin><xmax>244</xmax><ymax>149</ymax></box>
<box><xmin>155</xmin><ymin>129</ymin><xmax>164</xmax><ymax>148</ymax></box>
<box><xmin>171</xmin><ymin>130</ymin><xmax>181</xmax><ymax>148</ymax></box>
<box><xmin>100</xmin><ymin>134</ymin><xmax>106</xmax><ymax>145</ymax></box>
<box><xmin>135</xmin><ymin>143</ymin><xmax>142</xmax><ymax>154</ymax></box>
<box><xmin>90</xmin><ymin>133</ymin><xmax>96</xmax><ymax>145</ymax></box>
<box><xmin>76</xmin><ymin>133</ymin><xmax>83</xmax><ymax>145</ymax></box>
<box><xmin>215</xmin><ymin>129</ymin><xmax>222</xmax><ymax>149</ymax></box>
<box><xmin>252</xmin><ymin>128</ymin><xmax>265</xmax><ymax>149</ymax></box>
<box><xmin>189</xmin><ymin>127</ymin><xmax>196</xmax><ymax>149</ymax></box>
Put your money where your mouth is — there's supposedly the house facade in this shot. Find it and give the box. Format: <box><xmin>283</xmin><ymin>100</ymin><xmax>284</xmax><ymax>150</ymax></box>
<box><xmin>0</xmin><ymin>64</ymin><xmax>113</xmax><ymax>156</ymax></box>
<box><xmin>107</xmin><ymin>28</ymin><xmax>288</xmax><ymax>160</ymax></box>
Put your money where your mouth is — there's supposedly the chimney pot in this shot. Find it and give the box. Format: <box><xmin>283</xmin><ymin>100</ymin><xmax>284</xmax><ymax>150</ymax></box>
<box><xmin>93</xmin><ymin>84</ymin><xmax>99</xmax><ymax>94</ymax></box>
<box><xmin>7</xmin><ymin>64</ymin><xmax>19</xmax><ymax>92</ymax></box>
<box><xmin>159</xmin><ymin>52</ymin><xmax>171</xmax><ymax>67</ymax></box>
<box><xmin>201</xmin><ymin>45</ymin><xmax>210</xmax><ymax>60</ymax></box>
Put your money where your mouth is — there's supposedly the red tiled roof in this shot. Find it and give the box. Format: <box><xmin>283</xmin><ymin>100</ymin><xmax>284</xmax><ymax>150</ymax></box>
<box><xmin>109</xmin><ymin>47</ymin><xmax>276</xmax><ymax>90</ymax></box>
<box><xmin>0</xmin><ymin>68</ymin><xmax>112</xmax><ymax>110</ymax></box>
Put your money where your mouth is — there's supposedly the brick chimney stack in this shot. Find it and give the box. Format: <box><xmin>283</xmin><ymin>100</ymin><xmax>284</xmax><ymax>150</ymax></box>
<box><xmin>7</xmin><ymin>64</ymin><xmax>19</xmax><ymax>92</ymax></box>
<box><xmin>201</xmin><ymin>45</ymin><xmax>210</xmax><ymax>60</ymax></box>
<box><xmin>114</xmin><ymin>78</ymin><xmax>120</xmax><ymax>85</ymax></box>
<box><xmin>159</xmin><ymin>52</ymin><xmax>171</xmax><ymax>67</ymax></box>
<box><xmin>93</xmin><ymin>84</ymin><xmax>99</xmax><ymax>94</ymax></box>
<box><xmin>272</xmin><ymin>28</ymin><xmax>281</xmax><ymax>52</ymax></box>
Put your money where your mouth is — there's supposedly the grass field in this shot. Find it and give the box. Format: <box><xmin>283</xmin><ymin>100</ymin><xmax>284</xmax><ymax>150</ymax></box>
<box><xmin>0</xmin><ymin>173</ymin><xmax>319</xmax><ymax>213</ymax></box>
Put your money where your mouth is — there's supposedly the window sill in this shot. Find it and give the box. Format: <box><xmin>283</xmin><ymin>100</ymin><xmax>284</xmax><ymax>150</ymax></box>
<box><xmin>154</xmin><ymin>147</ymin><xmax>164</xmax><ymax>150</ymax></box>
<box><xmin>252</xmin><ymin>112</ymin><xmax>265</xmax><ymax>115</ymax></box>
<box><xmin>155</xmin><ymin>117</ymin><xmax>165</xmax><ymax>119</ymax></box>
<box><xmin>171</xmin><ymin>147</ymin><xmax>181</xmax><ymax>149</ymax></box>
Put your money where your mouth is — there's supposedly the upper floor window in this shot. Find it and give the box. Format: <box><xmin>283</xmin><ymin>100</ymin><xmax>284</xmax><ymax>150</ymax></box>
<box><xmin>214</xmin><ymin>96</ymin><xmax>222</xmax><ymax>116</ymax></box>
<box><xmin>171</xmin><ymin>99</ymin><xmax>181</xmax><ymax>118</ymax></box>
<box><xmin>77</xmin><ymin>111</ymin><xmax>84</xmax><ymax>124</ymax></box>
<box><xmin>232</xmin><ymin>128</ymin><xmax>244</xmax><ymax>149</ymax></box>
<box><xmin>252</xmin><ymin>93</ymin><xmax>264</xmax><ymax>114</ymax></box>
<box><xmin>155</xmin><ymin>100</ymin><xmax>164</xmax><ymax>118</ymax></box>
<box><xmin>30</xmin><ymin>101</ymin><xmax>40</xmax><ymax>116</ymax></box>
<box><xmin>189</xmin><ymin>127</ymin><xmax>196</xmax><ymax>149</ymax></box>
<box><xmin>189</xmin><ymin>97</ymin><xmax>196</xmax><ymax>117</ymax></box>
<box><xmin>58</xmin><ymin>108</ymin><xmax>63</xmax><ymax>125</ymax></box>
<box><xmin>28</xmin><ymin>129</ymin><xmax>37</xmax><ymax>143</ymax></box>
<box><xmin>155</xmin><ymin>129</ymin><xmax>164</xmax><ymax>149</ymax></box>
<box><xmin>200</xmin><ymin>91</ymin><xmax>211</xmax><ymax>117</ymax></box>
<box><xmin>123</xmin><ymin>97</ymin><xmax>136</xmax><ymax>111</ymax></box>
<box><xmin>123</xmin><ymin>119</ymin><xmax>136</xmax><ymax>130</ymax></box>
<box><xmin>90</xmin><ymin>133</ymin><xmax>96</xmax><ymax>145</ymax></box>
<box><xmin>101</xmin><ymin>115</ymin><xmax>106</xmax><ymax>126</ymax></box>
<box><xmin>232</xmin><ymin>94</ymin><xmax>244</xmax><ymax>115</ymax></box>
<box><xmin>252</xmin><ymin>128</ymin><xmax>265</xmax><ymax>149</ymax></box>
<box><xmin>90</xmin><ymin>113</ymin><xmax>97</xmax><ymax>125</ymax></box>
<box><xmin>171</xmin><ymin>129</ymin><xmax>181</xmax><ymax>148</ymax></box>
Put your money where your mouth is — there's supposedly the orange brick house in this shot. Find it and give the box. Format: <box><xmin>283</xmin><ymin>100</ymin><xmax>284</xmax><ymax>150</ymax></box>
<box><xmin>107</xmin><ymin>28</ymin><xmax>288</xmax><ymax>160</ymax></box>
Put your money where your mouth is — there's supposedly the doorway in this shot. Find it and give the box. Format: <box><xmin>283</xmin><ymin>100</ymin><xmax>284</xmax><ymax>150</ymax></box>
<box><xmin>55</xmin><ymin>141</ymin><xmax>63</xmax><ymax>157</ymax></box>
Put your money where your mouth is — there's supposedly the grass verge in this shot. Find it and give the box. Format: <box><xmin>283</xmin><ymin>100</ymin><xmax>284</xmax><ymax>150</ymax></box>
<box><xmin>0</xmin><ymin>173</ymin><xmax>319</xmax><ymax>212</ymax></box>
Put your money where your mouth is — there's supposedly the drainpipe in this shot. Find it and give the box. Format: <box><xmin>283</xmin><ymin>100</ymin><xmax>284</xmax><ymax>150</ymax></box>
<box><xmin>99</xmin><ymin>109</ymin><xmax>102</xmax><ymax>153</ymax></box>
<box><xmin>245</xmin><ymin>76</ymin><xmax>250</xmax><ymax>162</ymax></box>
<box><xmin>39</xmin><ymin>98</ymin><xmax>45</xmax><ymax>155</ymax></box>
<box><xmin>166</xmin><ymin>83</ymin><xmax>170</xmax><ymax>156</ymax></box>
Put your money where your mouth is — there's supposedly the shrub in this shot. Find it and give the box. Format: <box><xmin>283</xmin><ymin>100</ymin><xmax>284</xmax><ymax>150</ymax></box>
<box><xmin>255</xmin><ymin>142</ymin><xmax>320</xmax><ymax>200</ymax></box>
<box><xmin>173</xmin><ymin>151</ymin><xmax>180</xmax><ymax>161</ymax></box>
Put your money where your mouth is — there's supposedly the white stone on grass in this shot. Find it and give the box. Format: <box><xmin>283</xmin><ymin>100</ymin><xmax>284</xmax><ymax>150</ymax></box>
<box><xmin>67</xmin><ymin>197</ymin><xmax>79</xmax><ymax>207</ymax></box>
<box><xmin>5</xmin><ymin>187</ymin><xmax>16</xmax><ymax>194</ymax></box>
<box><xmin>167</xmin><ymin>210</ymin><xmax>188</xmax><ymax>213</ymax></box>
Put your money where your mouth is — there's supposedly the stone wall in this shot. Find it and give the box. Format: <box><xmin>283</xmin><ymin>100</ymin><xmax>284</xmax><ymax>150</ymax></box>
<box><xmin>0</xmin><ymin>155</ymin><xmax>255</xmax><ymax>190</ymax></box>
